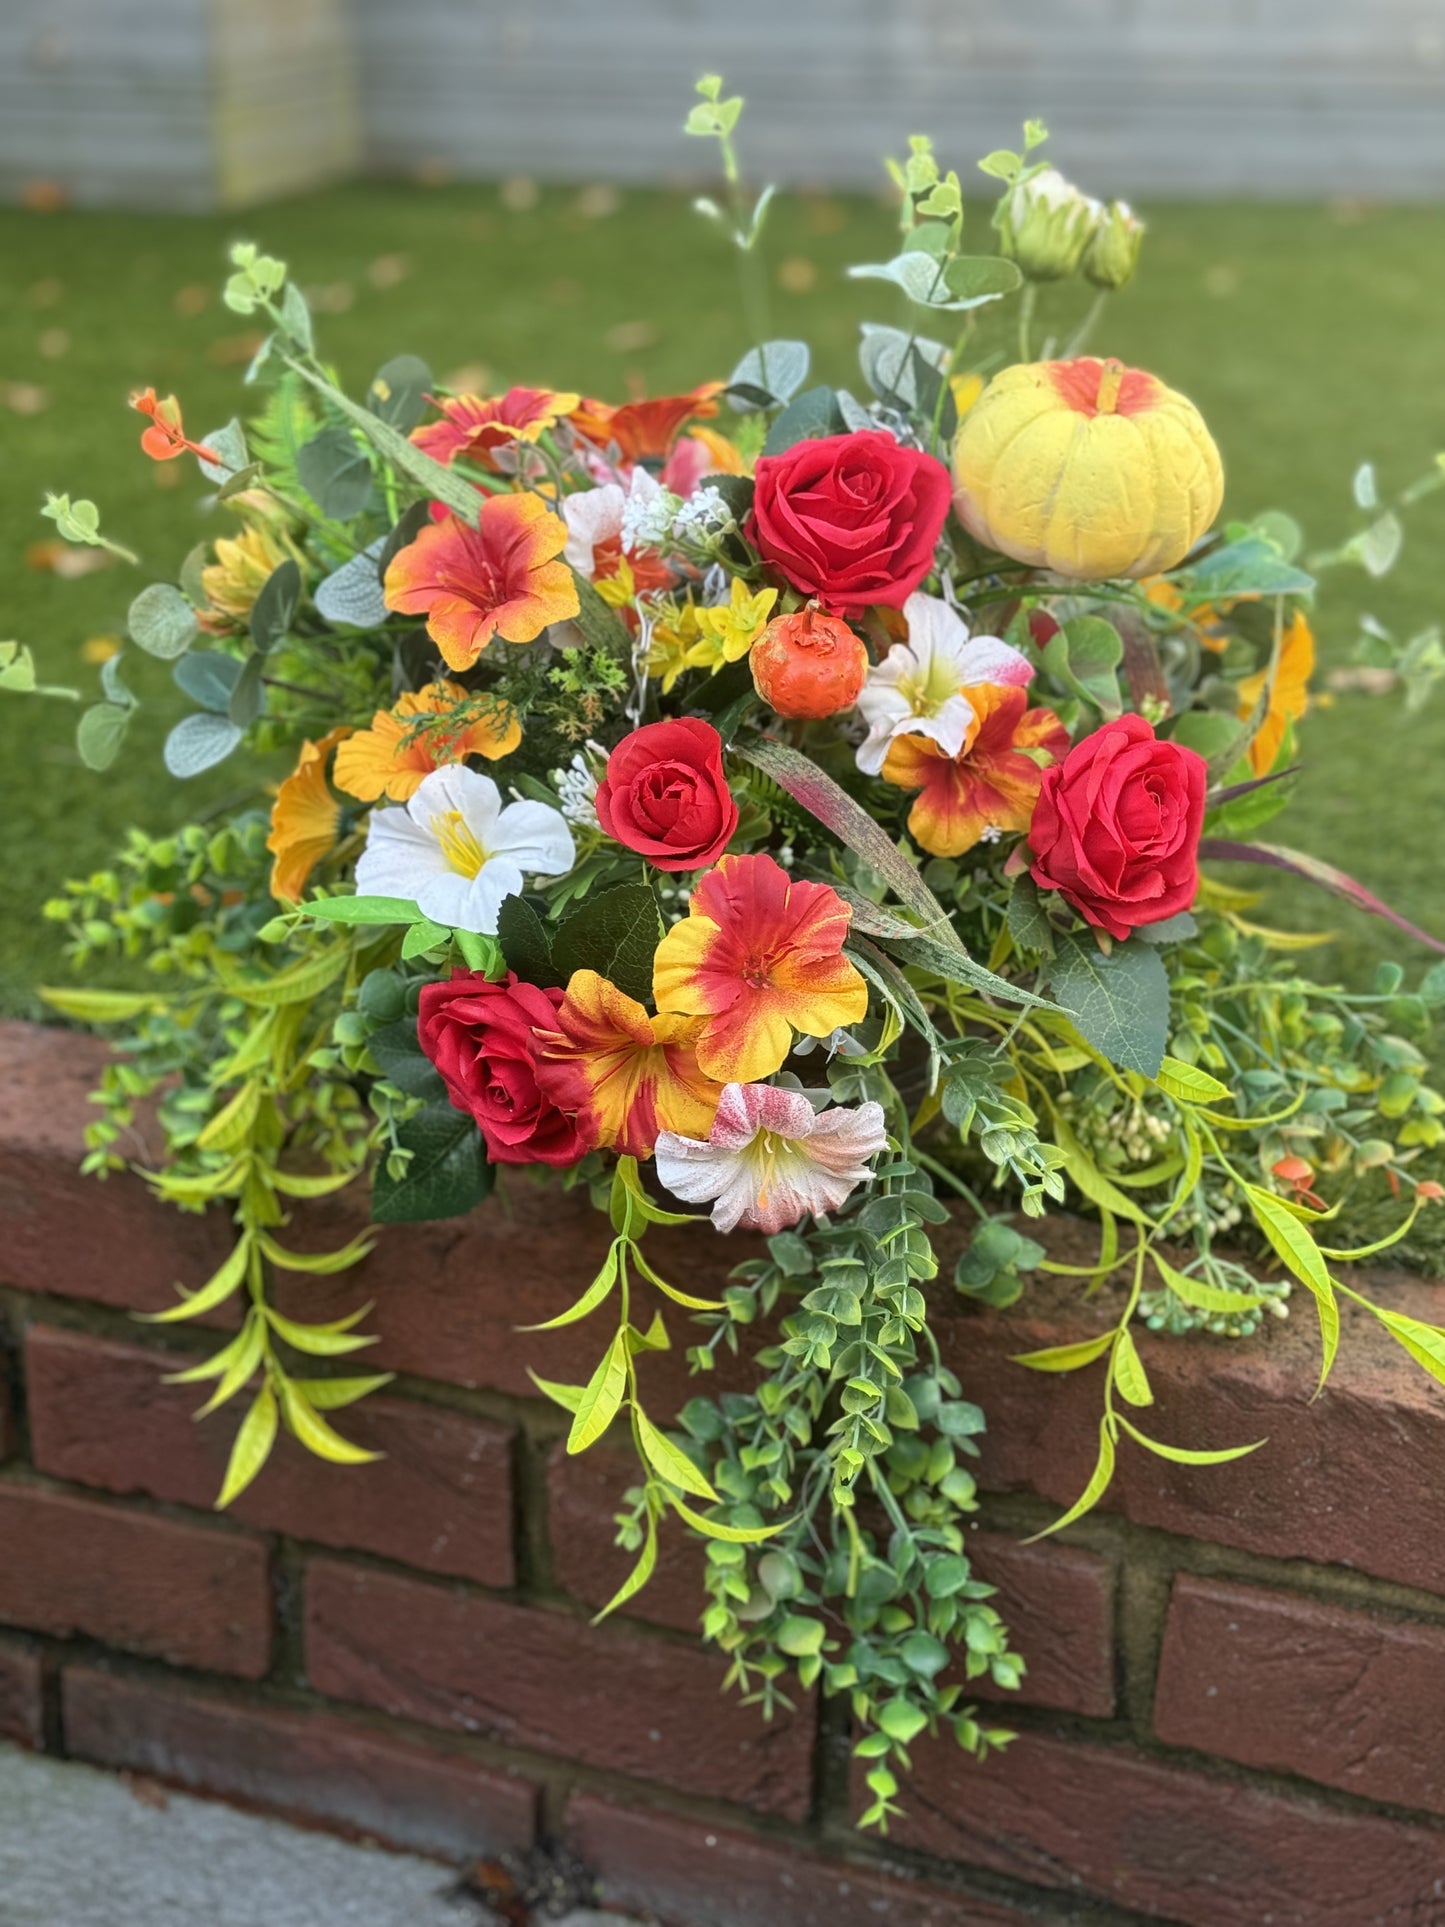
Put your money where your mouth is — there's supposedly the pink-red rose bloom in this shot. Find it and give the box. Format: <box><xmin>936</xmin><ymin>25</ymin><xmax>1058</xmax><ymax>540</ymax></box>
<box><xmin>747</xmin><ymin>430</ymin><xmax>952</xmax><ymax>615</ymax></box>
<box><xmin>595</xmin><ymin>717</ymin><xmax>738</xmax><ymax>872</ymax></box>
<box><xmin>1027</xmin><ymin>715</ymin><xmax>1207</xmax><ymax>940</ymax></box>
<box><xmin>417</xmin><ymin>970</ymin><xmax>589</xmax><ymax>1167</ymax></box>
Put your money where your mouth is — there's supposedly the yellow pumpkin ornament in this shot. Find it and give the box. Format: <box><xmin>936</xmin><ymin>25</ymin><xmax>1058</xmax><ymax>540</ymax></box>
<box><xmin>952</xmin><ymin>356</ymin><xmax>1223</xmax><ymax>580</ymax></box>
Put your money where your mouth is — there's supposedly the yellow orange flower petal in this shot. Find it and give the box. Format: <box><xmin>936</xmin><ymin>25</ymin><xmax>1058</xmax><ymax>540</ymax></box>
<box><xmin>568</xmin><ymin>383</ymin><xmax>723</xmax><ymax>462</ymax></box>
<box><xmin>534</xmin><ymin>969</ymin><xmax>724</xmax><ymax>1158</ymax></box>
<box><xmin>411</xmin><ymin>386</ymin><xmax>580</xmax><ymax>470</ymax></box>
<box><xmin>382</xmin><ymin>491</ymin><xmax>579</xmax><ymax>671</ymax></box>
<box><xmin>265</xmin><ymin>726</ymin><xmax>353</xmax><ymax>903</ymax></box>
<box><xmin>333</xmin><ymin>680</ymin><xmax>521</xmax><ymax>803</ymax></box>
<box><xmin>881</xmin><ymin>684</ymin><xmax>1069</xmax><ymax>858</ymax></box>
<box><xmin>652</xmin><ymin>853</ymin><xmax>868</xmax><ymax>1085</ymax></box>
<box><xmin>1237</xmin><ymin>611</ymin><xmax>1314</xmax><ymax>777</ymax></box>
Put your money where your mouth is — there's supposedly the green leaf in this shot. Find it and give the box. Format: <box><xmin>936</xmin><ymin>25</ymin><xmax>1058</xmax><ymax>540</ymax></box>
<box><xmin>453</xmin><ymin>930</ymin><xmax>502</xmax><ymax>975</ymax></box>
<box><xmin>278</xmin><ymin>1379</ymin><xmax>381</xmax><ymax>1465</ymax></box>
<box><xmin>1115</xmin><ymin>1413</ymin><xmax>1265</xmax><ymax>1466</ymax></box>
<box><xmin>255</xmin><ymin>1230</ymin><xmax>375</xmax><ymax>1275</ymax></box>
<box><xmin>1043</xmin><ymin>617</ymin><xmax>1124</xmax><ymax>718</ymax></box>
<box><xmin>165</xmin><ymin>711</ymin><xmax>243</xmax><ymax>778</ymax></box>
<box><xmin>1051</xmin><ymin>1116</ymin><xmax>1151</xmax><ymax>1225</ymax></box>
<box><xmin>527</xmin><ymin>1371</ymin><xmax>585</xmax><ymax>1414</ymax></box>
<box><xmin>667</xmin><ymin>1496</ymin><xmax>788</xmax><ymax>1544</ymax></box>
<box><xmin>1030</xmin><ymin>1418</ymin><xmax>1116</xmax><ymax>1539</ymax></box>
<box><xmin>367</xmin><ymin>1018</ymin><xmax>446</xmax><ymax>1099</ymax></box>
<box><xmin>249</xmin><ymin>557</ymin><xmax>302</xmax><ymax>654</ymax></box>
<box><xmin>128</xmin><ymin>582</ymin><xmax>198</xmax><ymax>659</ymax></box>
<box><xmin>635</xmin><ymin>1409</ymin><xmax>718</xmax><ymax>1501</ymax></box>
<box><xmin>140</xmin><ymin>1237</ymin><xmax>251</xmax><ymax>1324</ymax></box>
<box><xmin>1011</xmin><ymin>1331</ymin><xmax>1114</xmax><ymax>1373</ymax></box>
<box><xmin>76</xmin><ymin>703</ymin><xmax>131</xmax><ymax>771</ymax></box>
<box><xmin>774</xmin><ymin>1614</ymin><xmax>826</xmax><ymax>1657</ymax></box>
<box><xmin>942</xmin><ymin>253</ymin><xmax>1023</xmax><ymax>305</ymax></box>
<box><xmin>1151</xmin><ymin>1251</ymin><xmax>1268</xmax><ymax>1316</ymax></box>
<box><xmin>227</xmin><ymin>653</ymin><xmax>266</xmax><ymax>728</ymax></box>
<box><xmin>1050</xmin><ymin>933</ymin><xmax>1170</xmax><ymax>1078</ymax></box>
<box><xmin>302</xmin><ymin>894</ymin><xmax>427</xmax><ymax>927</ymax></box>
<box><xmin>1005</xmin><ymin>875</ymin><xmax>1056</xmax><ymax>957</ymax></box>
<box><xmin>367</xmin><ymin>354</ymin><xmax>433</xmax><ymax>433</ymax></box>
<box><xmin>372</xmin><ymin>1103</ymin><xmax>494</xmax><ymax>1223</ymax></box>
<box><xmin>297</xmin><ymin>425</ymin><xmax>373</xmax><ymax>520</ymax></box>
<box><xmin>192</xmin><ymin>1316</ymin><xmax>267</xmax><ymax>1417</ymax></box>
<box><xmin>520</xmin><ymin>1245</ymin><xmax>620</xmax><ymax>1332</ymax></box>
<box><xmin>762</xmin><ymin>384</ymin><xmax>846</xmax><ymax>456</ymax></box>
<box><xmin>173</xmin><ymin>651</ymin><xmax>242</xmax><ymax>713</ymax></box>
<box><xmin>552</xmin><ymin>884</ymin><xmax>662</xmax><ymax>1005</ymax></box>
<box><xmin>1184</xmin><ymin>534</ymin><xmax>1314</xmax><ymax>599</ymax></box>
<box><xmin>215</xmin><ymin>1383</ymin><xmax>279</xmax><ymax>1509</ymax></box>
<box><xmin>727</xmin><ymin>340</ymin><xmax>809</xmax><ymax>407</ymax></box>
<box><xmin>38</xmin><ymin>987</ymin><xmax>167</xmax><ymax>1023</ymax></box>
<box><xmin>569</xmin><ymin>570</ymin><xmax>633</xmax><ymax>657</ymax></box>
<box><xmin>566</xmin><ymin>1331</ymin><xmax>629</xmax><ymax>1453</ymax></box>
<box><xmin>264</xmin><ymin>1305</ymin><xmax>376</xmax><ymax>1356</ymax></box>
<box><xmin>1153</xmin><ymin>1056</ymin><xmax>1231</xmax><ymax>1106</ymax></box>
<box><xmin>1112</xmin><ymin>1328</ymin><xmax>1153</xmax><ymax>1407</ymax></box>
<box><xmin>592</xmin><ymin>1512</ymin><xmax>659</xmax><ymax>1621</ymax></box>
<box><xmin>497</xmin><ymin>893</ymin><xmax>562</xmax><ymax>987</ymax></box>
<box><xmin>1244</xmin><ymin>1183</ymin><xmax>1339</xmax><ymax>1393</ymax></box>
<box><xmin>401</xmin><ymin>916</ymin><xmax>451</xmax><ymax>958</ymax></box>
<box><xmin>292</xmin><ymin>1374</ymin><xmax>393</xmax><ymax>1411</ymax></box>
<box><xmin>883</xmin><ymin>929</ymin><xmax>1057</xmax><ymax>1013</ymax></box>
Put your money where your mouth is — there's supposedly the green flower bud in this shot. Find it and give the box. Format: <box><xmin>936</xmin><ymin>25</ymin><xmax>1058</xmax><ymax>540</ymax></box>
<box><xmin>1083</xmin><ymin>200</ymin><xmax>1145</xmax><ymax>290</ymax></box>
<box><xmin>999</xmin><ymin>167</ymin><xmax>1098</xmax><ymax>281</ymax></box>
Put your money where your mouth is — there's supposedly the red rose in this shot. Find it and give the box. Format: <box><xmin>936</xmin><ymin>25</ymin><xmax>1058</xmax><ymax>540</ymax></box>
<box><xmin>747</xmin><ymin>430</ymin><xmax>952</xmax><ymax>615</ymax></box>
<box><xmin>1028</xmin><ymin>715</ymin><xmax>1206</xmax><ymax>941</ymax></box>
<box><xmin>595</xmin><ymin>717</ymin><xmax>738</xmax><ymax>872</ymax></box>
<box><xmin>417</xmin><ymin>970</ymin><xmax>588</xmax><ymax>1168</ymax></box>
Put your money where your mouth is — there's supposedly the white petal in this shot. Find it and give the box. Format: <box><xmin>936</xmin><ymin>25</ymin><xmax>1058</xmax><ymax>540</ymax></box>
<box><xmin>413</xmin><ymin>871</ymin><xmax>481</xmax><ymax>930</ymax></box>
<box><xmin>407</xmin><ymin>763</ymin><xmax>503</xmax><ymax>837</ymax></box>
<box><xmin>655</xmin><ymin>1133</ymin><xmax>734</xmax><ymax>1208</ymax></box>
<box><xmin>355</xmin><ymin>808</ymin><xmax>449</xmax><ymax>898</ymax></box>
<box><xmin>903</xmin><ymin>591</ymin><xmax>971</xmax><ymax>660</ymax></box>
<box><xmin>959</xmin><ymin>636</ymin><xmax>1035</xmax><ymax>687</ymax></box>
<box><xmin>455</xmin><ymin>856</ymin><xmax>526</xmax><ymax>935</ymax></box>
<box><xmin>489</xmin><ymin>800</ymin><xmax>576</xmax><ymax>877</ymax></box>
<box><xmin>562</xmin><ymin>484</ymin><xmax>625</xmax><ymax>572</ymax></box>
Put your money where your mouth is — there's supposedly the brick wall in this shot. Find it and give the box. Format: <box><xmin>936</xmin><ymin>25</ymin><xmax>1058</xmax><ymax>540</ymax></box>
<box><xmin>3</xmin><ymin>1017</ymin><xmax>1445</xmax><ymax>1925</ymax></box>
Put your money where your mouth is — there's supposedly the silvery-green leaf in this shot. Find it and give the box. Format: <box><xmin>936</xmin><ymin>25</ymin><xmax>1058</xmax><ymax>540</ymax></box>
<box><xmin>315</xmin><ymin>540</ymin><xmax>388</xmax><ymax>629</ymax></box>
<box><xmin>859</xmin><ymin>324</ymin><xmax>948</xmax><ymax>408</ymax></box>
<box><xmin>727</xmin><ymin>340</ymin><xmax>809</xmax><ymax>409</ymax></box>
<box><xmin>1358</xmin><ymin>511</ymin><xmax>1402</xmax><ymax>578</ymax></box>
<box><xmin>99</xmin><ymin>652</ymin><xmax>134</xmax><ymax>708</ymax></box>
<box><xmin>197</xmin><ymin>419</ymin><xmax>248</xmax><ymax>486</ymax></box>
<box><xmin>849</xmin><ymin>251</ymin><xmax>952</xmax><ymax>306</ymax></box>
<box><xmin>835</xmin><ymin>389</ymin><xmax>874</xmax><ymax>432</ymax></box>
<box><xmin>1353</xmin><ymin>462</ymin><xmax>1377</xmax><ymax>511</ymax></box>
<box><xmin>77</xmin><ymin>703</ymin><xmax>130</xmax><ymax>772</ymax></box>
<box><xmin>128</xmin><ymin>582</ymin><xmax>198</xmax><ymax>660</ymax></box>
<box><xmin>164</xmin><ymin>711</ymin><xmax>243</xmax><ymax>778</ymax></box>
<box><xmin>367</xmin><ymin>355</ymin><xmax>433</xmax><ymax>433</ymax></box>
<box><xmin>174</xmin><ymin>651</ymin><xmax>243</xmax><ymax>713</ymax></box>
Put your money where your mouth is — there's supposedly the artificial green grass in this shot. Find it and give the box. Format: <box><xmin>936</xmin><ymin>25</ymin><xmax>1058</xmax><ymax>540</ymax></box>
<box><xmin>3</xmin><ymin>181</ymin><xmax>1444</xmax><ymax>1015</ymax></box>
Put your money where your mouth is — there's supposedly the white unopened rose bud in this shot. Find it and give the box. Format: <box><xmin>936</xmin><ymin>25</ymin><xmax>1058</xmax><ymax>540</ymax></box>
<box><xmin>1083</xmin><ymin>200</ymin><xmax>1145</xmax><ymax>290</ymax></box>
<box><xmin>1000</xmin><ymin>167</ymin><xmax>1099</xmax><ymax>281</ymax></box>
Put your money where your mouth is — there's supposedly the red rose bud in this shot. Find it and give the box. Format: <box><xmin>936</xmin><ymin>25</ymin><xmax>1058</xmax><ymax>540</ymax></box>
<box><xmin>751</xmin><ymin>607</ymin><xmax>869</xmax><ymax>720</ymax></box>
<box><xmin>747</xmin><ymin>430</ymin><xmax>951</xmax><ymax>616</ymax></box>
<box><xmin>595</xmin><ymin>716</ymin><xmax>738</xmax><ymax>872</ymax></box>
<box><xmin>417</xmin><ymin>970</ymin><xmax>589</xmax><ymax>1168</ymax></box>
<box><xmin>1027</xmin><ymin>715</ymin><xmax>1206</xmax><ymax>941</ymax></box>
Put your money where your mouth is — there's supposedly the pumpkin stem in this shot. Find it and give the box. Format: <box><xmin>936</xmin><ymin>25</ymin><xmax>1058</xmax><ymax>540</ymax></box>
<box><xmin>1096</xmin><ymin>358</ymin><xmax>1126</xmax><ymax>415</ymax></box>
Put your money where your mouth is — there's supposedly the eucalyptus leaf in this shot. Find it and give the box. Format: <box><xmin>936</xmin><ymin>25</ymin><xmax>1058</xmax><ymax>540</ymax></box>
<box><xmin>164</xmin><ymin>710</ymin><xmax>244</xmax><ymax>779</ymax></box>
<box><xmin>227</xmin><ymin>652</ymin><xmax>266</xmax><ymax>728</ymax></box>
<box><xmin>1043</xmin><ymin>617</ymin><xmax>1124</xmax><ymax>717</ymax></box>
<box><xmin>1185</xmin><ymin>535</ymin><xmax>1314</xmax><ymax>600</ymax></box>
<box><xmin>315</xmin><ymin>540</ymin><xmax>389</xmax><ymax>629</ymax></box>
<box><xmin>297</xmin><ymin>424</ymin><xmax>373</xmax><ymax>521</ymax></box>
<box><xmin>367</xmin><ymin>354</ymin><xmax>433</xmax><ymax>433</ymax></box>
<box><xmin>249</xmin><ymin>557</ymin><xmax>302</xmax><ymax>654</ymax></box>
<box><xmin>99</xmin><ymin>653</ymin><xmax>134</xmax><ymax>709</ymax></box>
<box><xmin>762</xmin><ymin>385</ymin><xmax>847</xmax><ymax>457</ymax></box>
<box><xmin>858</xmin><ymin>324</ymin><xmax>949</xmax><ymax>408</ymax></box>
<box><xmin>173</xmin><ymin>651</ymin><xmax>243</xmax><ymax>713</ymax></box>
<box><xmin>196</xmin><ymin>419</ymin><xmax>247</xmax><ymax>486</ymax></box>
<box><xmin>76</xmin><ymin>703</ymin><xmax>130</xmax><ymax>772</ymax></box>
<box><xmin>128</xmin><ymin>582</ymin><xmax>198</xmax><ymax>660</ymax></box>
<box><xmin>727</xmin><ymin>340</ymin><xmax>809</xmax><ymax>409</ymax></box>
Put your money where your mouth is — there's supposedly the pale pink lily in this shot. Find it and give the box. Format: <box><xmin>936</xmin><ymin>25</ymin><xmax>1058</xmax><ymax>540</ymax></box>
<box><xmin>561</xmin><ymin>468</ymin><xmax>661</xmax><ymax>574</ymax></box>
<box><xmin>655</xmin><ymin>1082</ymin><xmax>887</xmax><ymax>1235</ymax></box>
<box><xmin>854</xmin><ymin>592</ymin><xmax>1034</xmax><ymax>776</ymax></box>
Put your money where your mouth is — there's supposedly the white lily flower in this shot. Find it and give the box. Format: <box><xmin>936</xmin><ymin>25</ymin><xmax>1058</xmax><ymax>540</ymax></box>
<box><xmin>354</xmin><ymin>764</ymin><xmax>574</xmax><ymax>935</ymax></box>
<box><xmin>854</xmin><ymin>592</ymin><xmax>1034</xmax><ymax>776</ymax></box>
<box><xmin>655</xmin><ymin>1082</ymin><xmax>887</xmax><ymax>1235</ymax></box>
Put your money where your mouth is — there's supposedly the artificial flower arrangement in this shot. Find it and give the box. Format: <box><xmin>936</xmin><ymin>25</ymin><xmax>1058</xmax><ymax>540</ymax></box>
<box><xmin>18</xmin><ymin>89</ymin><xmax>1445</xmax><ymax>1830</ymax></box>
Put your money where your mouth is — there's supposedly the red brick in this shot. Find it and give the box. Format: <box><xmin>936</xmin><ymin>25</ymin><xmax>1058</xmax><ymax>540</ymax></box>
<box><xmin>62</xmin><ymin>1666</ymin><xmax>538</xmax><ymax>1861</ymax></box>
<box><xmin>884</xmin><ymin>1730</ymin><xmax>1445</xmax><ymax>1927</ymax></box>
<box><xmin>0</xmin><ymin>1637</ymin><xmax>44</xmax><ymax>1746</ymax></box>
<box><xmin>0</xmin><ymin>1023</ymin><xmax>231</xmax><ymax>1315</ymax></box>
<box><xmin>0</xmin><ymin>1482</ymin><xmax>271</xmax><ymax>1677</ymax></box>
<box><xmin>546</xmin><ymin>1446</ymin><xmax>1115</xmax><ymax>1718</ymax></box>
<box><xmin>304</xmin><ymin>1556</ymin><xmax>815</xmax><ymax>1818</ymax></box>
<box><xmin>26</xmin><ymin>1326</ymin><xmax>515</xmax><ymax>1587</ymax></box>
<box><xmin>0</xmin><ymin>1372</ymin><xmax>14</xmax><ymax>1462</ymax></box>
<box><xmin>939</xmin><ymin>1269</ymin><xmax>1445</xmax><ymax>1597</ymax></box>
<box><xmin>1154</xmin><ymin>1573</ymin><xmax>1445</xmax><ymax>1817</ymax></box>
<box><xmin>565</xmin><ymin>1793</ymin><xmax>1040</xmax><ymax>1927</ymax></box>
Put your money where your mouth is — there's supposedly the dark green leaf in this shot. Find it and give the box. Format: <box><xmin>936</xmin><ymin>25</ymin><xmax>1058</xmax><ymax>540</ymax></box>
<box><xmin>1184</xmin><ymin>535</ymin><xmax>1314</xmax><ymax>599</ymax></box>
<box><xmin>1005</xmin><ymin>875</ymin><xmax>1055</xmax><ymax>957</ymax></box>
<box><xmin>367</xmin><ymin>1018</ymin><xmax>446</xmax><ymax>1099</ymax></box>
<box><xmin>1043</xmin><ymin>617</ymin><xmax>1124</xmax><ymax>717</ymax></box>
<box><xmin>497</xmin><ymin>895</ymin><xmax>562</xmax><ymax>987</ymax></box>
<box><xmin>297</xmin><ymin>425</ymin><xmax>373</xmax><ymax>520</ymax></box>
<box><xmin>942</xmin><ymin>254</ymin><xmax>1023</xmax><ymax>305</ymax></box>
<box><xmin>227</xmin><ymin>652</ymin><xmax>266</xmax><ymax>727</ymax></box>
<box><xmin>367</xmin><ymin>354</ymin><xmax>433</xmax><ymax>433</ymax></box>
<box><xmin>372</xmin><ymin>1103</ymin><xmax>494</xmax><ymax>1223</ymax></box>
<box><xmin>708</xmin><ymin>473</ymin><xmax>755</xmax><ymax>526</ymax></box>
<box><xmin>1050</xmin><ymin>932</ymin><xmax>1170</xmax><ymax>1076</ymax></box>
<box><xmin>1133</xmin><ymin>912</ymin><xmax>1198</xmax><ymax>945</ymax></box>
<box><xmin>249</xmin><ymin>557</ymin><xmax>302</xmax><ymax>654</ymax></box>
<box><xmin>553</xmin><ymin>884</ymin><xmax>662</xmax><ymax>1004</ymax></box>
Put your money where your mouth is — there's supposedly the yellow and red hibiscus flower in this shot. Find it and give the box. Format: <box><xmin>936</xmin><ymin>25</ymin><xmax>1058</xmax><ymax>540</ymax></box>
<box><xmin>654</xmin><ymin>1081</ymin><xmax>888</xmax><ymax>1234</ymax></box>
<box><xmin>533</xmin><ymin>969</ymin><xmax>724</xmax><ymax>1159</ymax></box>
<box><xmin>265</xmin><ymin>726</ymin><xmax>354</xmax><ymax>903</ymax></box>
<box><xmin>1236</xmin><ymin>610</ymin><xmax>1314</xmax><ymax>776</ymax></box>
<box><xmin>383</xmin><ymin>491</ymin><xmax>579</xmax><ymax>671</ymax></box>
<box><xmin>652</xmin><ymin>853</ymin><xmax>868</xmax><ymax>1084</ymax></box>
<box><xmin>881</xmin><ymin>683</ymin><xmax>1069</xmax><ymax>858</ymax></box>
<box><xmin>411</xmin><ymin>386</ymin><xmax>580</xmax><ymax>470</ymax></box>
<box><xmin>568</xmin><ymin>383</ymin><xmax>723</xmax><ymax>464</ymax></box>
<box><xmin>333</xmin><ymin>680</ymin><xmax>521</xmax><ymax>803</ymax></box>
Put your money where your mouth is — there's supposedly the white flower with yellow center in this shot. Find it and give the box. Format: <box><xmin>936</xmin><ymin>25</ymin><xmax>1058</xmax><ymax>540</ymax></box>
<box><xmin>355</xmin><ymin>764</ymin><xmax>574</xmax><ymax>934</ymax></box>
<box><xmin>854</xmin><ymin>592</ymin><xmax>1034</xmax><ymax>776</ymax></box>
